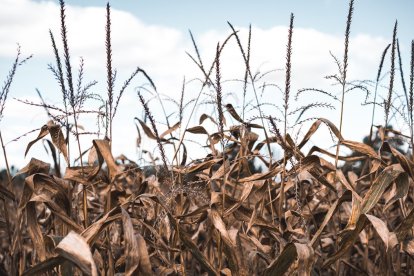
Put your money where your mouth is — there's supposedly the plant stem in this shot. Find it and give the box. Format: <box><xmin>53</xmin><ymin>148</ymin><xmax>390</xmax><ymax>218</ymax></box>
<box><xmin>72</xmin><ymin>111</ymin><xmax>87</xmax><ymax>227</ymax></box>
<box><xmin>335</xmin><ymin>0</ymin><xmax>354</xmax><ymax>169</ymax></box>
<box><xmin>0</xmin><ymin>130</ymin><xmax>17</xmax><ymax>274</ymax></box>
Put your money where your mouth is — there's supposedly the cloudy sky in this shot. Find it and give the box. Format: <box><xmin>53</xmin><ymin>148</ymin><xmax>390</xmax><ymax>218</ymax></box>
<box><xmin>0</xmin><ymin>0</ymin><xmax>412</xmax><ymax>167</ymax></box>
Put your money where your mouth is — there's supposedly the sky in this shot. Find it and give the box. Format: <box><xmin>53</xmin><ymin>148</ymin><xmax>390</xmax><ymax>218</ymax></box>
<box><xmin>0</xmin><ymin>0</ymin><xmax>413</xmax><ymax>168</ymax></box>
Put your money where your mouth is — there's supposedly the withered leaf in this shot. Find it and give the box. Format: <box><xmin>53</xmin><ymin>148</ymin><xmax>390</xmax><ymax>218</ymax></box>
<box><xmin>186</xmin><ymin>125</ymin><xmax>209</xmax><ymax>135</ymax></box>
<box><xmin>92</xmin><ymin>139</ymin><xmax>121</xmax><ymax>181</ymax></box>
<box><xmin>121</xmin><ymin>208</ymin><xmax>152</xmax><ymax>276</ymax></box>
<box><xmin>55</xmin><ymin>231</ymin><xmax>97</xmax><ymax>276</ymax></box>
<box><xmin>225</xmin><ymin>103</ymin><xmax>244</xmax><ymax>123</ymax></box>
<box><xmin>160</xmin><ymin>121</ymin><xmax>180</xmax><ymax>139</ymax></box>
<box><xmin>264</xmin><ymin>243</ymin><xmax>314</xmax><ymax>276</ymax></box>
<box><xmin>365</xmin><ymin>214</ymin><xmax>398</xmax><ymax>251</ymax></box>
<box><xmin>25</xmin><ymin>121</ymin><xmax>69</xmax><ymax>165</ymax></box>
<box><xmin>16</xmin><ymin>158</ymin><xmax>50</xmax><ymax>177</ymax></box>
<box><xmin>137</xmin><ymin>118</ymin><xmax>158</xmax><ymax>140</ymax></box>
<box><xmin>360</xmin><ymin>165</ymin><xmax>402</xmax><ymax>214</ymax></box>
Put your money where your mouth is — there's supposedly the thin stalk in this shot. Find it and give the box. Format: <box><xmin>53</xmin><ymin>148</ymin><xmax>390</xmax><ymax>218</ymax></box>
<box><xmin>369</xmin><ymin>44</ymin><xmax>391</xmax><ymax>143</ymax></box>
<box><xmin>385</xmin><ymin>21</ymin><xmax>398</xmax><ymax>129</ymax></box>
<box><xmin>175</xmin><ymin>218</ymin><xmax>187</xmax><ymax>276</ymax></box>
<box><xmin>106</xmin><ymin>3</ymin><xmax>114</xmax><ymax>146</ymax></box>
<box><xmin>72</xmin><ymin>111</ymin><xmax>87</xmax><ymax>227</ymax></box>
<box><xmin>333</xmin><ymin>2</ymin><xmax>354</xmax><ymax>272</ymax></box>
<box><xmin>0</xmin><ymin>130</ymin><xmax>13</xmax><ymax>272</ymax></box>
<box><xmin>334</xmin><ymin>0</ymin><xmax>354</xmax><ymax>169</ymax></box>
<box><xmin>104</xmin><ymin>6</ymin><xmax>114</xmax><ymax>265</ymax></box>
<box><xmin>172</xmin><ymin>31</ymin><xmax>236</xmax><ymax>164</ymax></box>
<box><xmin>279</xmin><ymin>13</ymin><xmax>294</xmax><ymax>219</ymax></box>
<box><xmin>215</xmin><ymin>43</ymin><xmax>226</xmax><ymax>216</ymax></box>
<box><xmin>397</xmin><ymin>38</ymin><xmax>414</xmax><ymax>161</ymax></box>
<box><xmin>242</xmin><ymin>24</ymin><xmax>252</xmax><ymax>121</ymax></box>
<box><xmin>409</xmin><ymin>40</ymin><xmax>414</xmax><ymax>160</ymax></box>
<box><xmin>397</xmin><ymin>40</ymin><xmax>409</xmax><ymax>126</ymax></box>
<box><xmin>227</xmin><ymin>22</ymin><xmax>276</xmax><ymax>222</ymax></box>
<box><xmin>60</xmin><ymin>0</ymin><xmax>87</xmax><ymax>227</ymax></box>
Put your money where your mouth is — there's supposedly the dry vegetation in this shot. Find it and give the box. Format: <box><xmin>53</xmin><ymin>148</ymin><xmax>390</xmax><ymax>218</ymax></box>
<box><xmin>1</xmin><ymin>0</ymin><xmax>414</xmax><ymax>275</ymax></box>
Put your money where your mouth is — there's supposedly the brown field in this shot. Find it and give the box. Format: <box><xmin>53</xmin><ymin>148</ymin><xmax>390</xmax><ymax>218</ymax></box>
<box><xmin>1</xmin><ymin>0</ymin><xmax>414</xmax><ymax>275</ymax></box>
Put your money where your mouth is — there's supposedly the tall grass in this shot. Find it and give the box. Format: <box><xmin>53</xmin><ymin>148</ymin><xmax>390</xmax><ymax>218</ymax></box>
<box><xmin>1</xmin><ymin>0</ymin><xmax>414</xmax><ymax>275</ymax></box>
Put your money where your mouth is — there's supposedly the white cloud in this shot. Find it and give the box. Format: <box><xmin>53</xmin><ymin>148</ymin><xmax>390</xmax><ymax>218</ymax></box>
<box><xmin>0</xmin><ymin>0</ymin><xmax>394</xmax><ymax>167</ymax></box>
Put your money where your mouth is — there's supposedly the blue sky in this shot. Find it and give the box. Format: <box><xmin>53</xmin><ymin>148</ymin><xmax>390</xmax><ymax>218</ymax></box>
<box><xmin>0</xmin><ymin>0</ymin><xmax>413</xmax><ymax>167</ymax></box>
<box><xmin>45</xmin><ymin>0</ymin><xmax>413</xmax><ymax>39</ymax></box>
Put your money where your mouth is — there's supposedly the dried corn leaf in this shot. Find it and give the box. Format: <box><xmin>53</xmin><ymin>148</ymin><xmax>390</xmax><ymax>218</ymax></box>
<box><xmin>225</xmin><ymin>103</ymin><xmax>244</xmax><ymax>123</ymax></box>
<box><xmin>264</xmin><ymin>243</ymin><xmax>314</xmax><ymax>276</ymax></box>
<box><xmin>323</xmin><ymin>215</ymin><xmax>367</xmax><ymax>268</ymax></box>
<box><xmin>82</xmin><ymin>207</ymin><xmax>121</xmax><ymax>245</ymax></box>
<box><xmin>224</xmin><ymin>180</ymin><xmax>262</xmax><ymax>216</ymax></box>
<box><xmin>24</xmin><ymin>122</ymin><xmax>69</xmax><ymax>164</ymax></box>
<box><xmin>396</xmin><ymin>207</ymin><xmax>414</xmax><ymax>241</ymax></box>
<box><xmin>210</xmin><ymin>160</ymin><xmax>231</xmax><ymax>180</ymax></box>
<box><xmin>209</xmin><ymin>208</ymin><xmax>235</xmax><ymax>247</ymax></box>
<box><xmin>299</xmin><ymin>155</ymin><xmax>335</xmax><ymax>172</ymax></box>
<box><xmin>307</xmin><ymin>145</ymin><xmax>365</xmax><ymax>162</ymax></box>
<box><xmin>138</xmin><ymin>194</ymin><xmax>217</xmax><ymax>275</ymax></box>
<box><xmin>225</xmin><ymin>229</ymin><xmax>246</xmax><ymax>275</ymax></box>
<box><xmin>341</xmin><ymin>140</ymin><xmax>379</xmax><ymax>159</ymax></box>
<box><xmin>186</xmin><ymin>125</ymin><xmax>209</xmax><ymax>134</ymax></box>
<box><xmin>285</xmin><ymin>134</ymin><xmax>305</xmax><ymax>159</ymax></box>
<box><xmin>241</xmin><ymin>233</ymin><xmax>271</xmax><ymax>254</ymax></box>
<box><xmin>298</xmin><ymin>118</ymin><xmax>343</xmax><ymax>149</ymax></box>
<box><xmin>0</xmin><ymin>185</ymin><xmax>15</xmax><ymax>201</ymax></box>
<box><xmin>16</xmin><ymin>158</ymin><xmax>50</xmax><ymax>177</ymax></box>
<box><xmin>238</xmin><ymin>165</ymin><xmax>282</xmax><ymax>183</ymax></box>
<box><xmin>180</xmin><ymin>142</ymin><xmax>187</xmax><ymax>166</ymax></box>
<box><xmin>199</xmin><ymin>113</ymin><xmax>217</xmax><ymax>125</ymax></box>
<box><xmin>55</xmin><ymin>231</ymin><xmax>97</xmax><ymax>276</ymax></box>
<box><xmin>64</xmin><ymin>166</ymin><xmax>100</xmax><ymax>184</ymax></box>
<box><xmin>295</xmin><ymin>243</ymin><xmax>315</xmax><ymax>276</ymax></box>
<box><xmin>234</xmin><ymin>207</ymin><xmax>281</xmax><ymax>237</ymax></box>
<box><xmin>22</xmin><ymin>256</ymin><xmax>64</xmax><ymax>276</ymax></box>
<box><xmin>92</xmin><ymin>139</ymin><xmax>120</xmax><ymax>181</ymax></box>
<box><xmin>209</xmin><ymin>209</ymin><xmax>240</xmax><ymax>274</ymax></box>
<box><xmin>298</xmin><ymin>119</ymin><xmax>322</xmax><ymax>149</ymax></box>
<box><xmin>386</xmin><ymin>142</ymin><xmax>414</xmax><ymax>179</ymax></box>
<box><xmin>336</xmin><ymin>169</ymin><xmax>362</xmax><ymax>202</ymax></box>
<box><xmin>24</xmin><ymin>124</ymin><xmax>49</xmax><ymax>157</ymax></box>
<box><xmin>137</xmin><ymin>118</ymin><xmax>158</xmax><ymax>140</ymax></box>
<box><xmin>385</xmin><ymin>172</ymin><xmax>409</xmax><ymax>210</ymax></box>
<box><xmin>160</xmin><ymin>121</ymin><xmax>180</xmax><ymax>139</ymax></box>
<box><xmin>403</xmin><ymin>239</ymin><xmax>414</xmax><ymax>258</ymax></box>
<box><xmin>136</xmin><ymin>234</ymin><xmax>152</xmax><ymax>275</ymax></box>
<box><xmin>88</xmin><ymin>146</ymin><xmax>99</xmax><ymax>166</ymax></box>
<box><xmin>26</xmin><ymin>201</ymin><xmax>47</xmax><ymax>261</ymax></box>
<box><xmin>246</xmin><ymin>201</ymin><xmax>260</xmax><ymax>233</ymax></box>
<box><xmin>310</xmin><ymin>190</ymin><xmax>352</xmax><ymax>247</ymax></box>
<box><xmin>345</xmin><ymin>193</ymin><xmax>362</xmax><ymax>230</ymax></box>
<box><xmin>360</xmin><ymin>165</ymin><xmax>402</xmax><ymax>214</ymax></box>
<box><xmin>121</xmin><ymin>208</ymin><xmax>152</xmax><ymax>276</ymax></box>
<box><xmin>134</xmin><ymin>219</ymin><xmax>176</xmax><ymax>253</ymax></box>
<box><xmin>171</xmin><ymin>221</ymin><xmax>217</xmax><ymax>275</ymax></box>
<box><xmin>134</xmin><ymin>117</ymin><xmax>142</xmax><ymax>148</ymax></box>
<box><xmin>186</xmin><ymin>159</ymin><xmax>220</xmax><ymax>174</ymax></box>
<box><xmin>47</xmin><ymin>121</ymin><xmax>69</xmax><ymax>164</ymax></box>
<box><xmin>365</xmin><ymin>214</ymin><xmax>398</xmax><ymax>251</ymax></box>
<box><xmin>21</xmin><ymin>173</ymin><xmax>70</xmax><ymax>211</ymax></box>
<box><xmin>121</xmin><ymin>208</ymin><xmax>140</xmax><ymax>275</ymax></box>
<box><xmin>30</xmin><ymin>194</ymin><xmax>83</xmax><ymax>232</ymax></box>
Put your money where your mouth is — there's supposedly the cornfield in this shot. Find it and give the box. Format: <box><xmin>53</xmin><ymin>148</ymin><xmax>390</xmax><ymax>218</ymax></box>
<box><xmin>1</xmin><ymin>0</ymin><xmax>414</xmax><ymax>275</ymax></box>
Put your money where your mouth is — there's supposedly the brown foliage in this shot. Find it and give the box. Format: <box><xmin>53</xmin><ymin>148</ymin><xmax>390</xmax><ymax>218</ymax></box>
<box><xmin>1</xmin><ymin>1</ymin><xmax>414</xmax><ymax>275</ymax></box>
